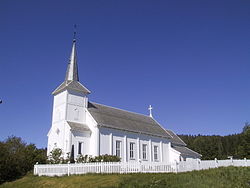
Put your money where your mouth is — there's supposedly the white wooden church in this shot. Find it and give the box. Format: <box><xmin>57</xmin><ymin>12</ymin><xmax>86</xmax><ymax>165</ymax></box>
<box><xmin>47</xmin><ymin>38</ymin><xmax>201</xmax><ymax>163</ymax></box>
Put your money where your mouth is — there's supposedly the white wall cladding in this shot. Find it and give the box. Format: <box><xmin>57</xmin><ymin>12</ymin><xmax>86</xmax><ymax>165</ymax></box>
<box><xmin>47</xmin><ymin>121</ymin><xmax>70</xmax><ymax>157</ymax></box>
<box><xmin>68</xmin><ymin>91</ymin><xmax>86</xmax><ymax>106</ymax></box>
<box><xmin>66</xmin><ymin>104</ymin><xmax>85</xmax><ymax>122</ymax></box>
<box><xmin>66</xmin><ymin>90</ymin><xmax>87</xmax><ymax>123</ymax></box>
<box><xmin>52</xmin><ymin>91</ymin><xmax>67</xmax><ymax>123</ymax></box>
<box><xmin>71</xmin><ymin>130</ymin><xmax>91</xmax><ymax>156</ymax></box>
<box><xmin>169</xmin><ymin>147</ymin><xmax>181</xmax><ymax>163</ymax></box>
<box><xmin>53</xmin><ymin>91</ymin><xmax>67</xmax><ymax>107</ymax></box>
<box><xmin>99</xmin><ymin>129</ymin><xmax>110</xmax><ymax>155</ymax></box>
<box><xmin>85</xmin><ymin>110</ymin><xmax>99</xmax><ymax>157</ymax></box>
<box><xmin>99</xmin><ymin>127</ymin><xmax>174</xmax><ymax>163</ymax></box>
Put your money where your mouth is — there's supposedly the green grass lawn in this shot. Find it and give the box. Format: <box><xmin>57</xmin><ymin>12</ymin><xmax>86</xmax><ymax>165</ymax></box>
<box><xmin>1</xmin><ymin>167</ymin><xmax>250</xmax><ymax>188</ymax></box>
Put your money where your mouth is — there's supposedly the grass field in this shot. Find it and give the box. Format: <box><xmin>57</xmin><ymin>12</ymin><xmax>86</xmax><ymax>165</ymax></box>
<box><xmin>1</xmin><ymin>167</ymin><xmax>250</xmax><ymax>188</ymax></box>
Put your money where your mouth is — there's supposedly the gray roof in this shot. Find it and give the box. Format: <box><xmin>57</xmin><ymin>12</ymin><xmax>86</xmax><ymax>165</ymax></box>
<box><xmin>165</xmin><ymin>129</ymin><xmax>186</xmax><ymax>146</ymax></box>
<box><xmin>52</xmin><ymin>80</ymin><xmax>91</xmax><ymax>95</ymax></box>
<box><xmin>67</xmin><ymin>121</ymin><xmax>90</xmax><ymax>132</ymax></box>
<box><xmin>172</xmin><ymin>145</ymin><xmax>202</xmax><ymax>158</ymax></box>
<box><xmin>166</xmin><ymin>130</ymin><xmax>201</xmax><ymax>158</ymax></box>
<box><xmin>87</xmin><ymin>102</ymin><xmax>172</xmax><ymax>139</ymax></box>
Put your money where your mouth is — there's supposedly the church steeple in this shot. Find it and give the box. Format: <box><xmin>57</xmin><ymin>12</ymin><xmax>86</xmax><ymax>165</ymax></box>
<box><xmin>52</xmin><ymin>36</ymin><xmax>90</xmax><ymax>96</ymax></box>
<box><xmin>65</xmin><ymin>39</ymin><xmax>79</xmax><ymax>81</ymax></box>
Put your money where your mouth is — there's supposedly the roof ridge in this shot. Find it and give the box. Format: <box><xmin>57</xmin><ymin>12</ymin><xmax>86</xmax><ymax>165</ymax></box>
<box><xmin>164</xmin><ymin>129</ymin><xmax>174</xmax><ymax>139</ymax></box>
<box><xmin>89</xmin><ymin>101</ymin><xmax>151</xmax><ymax>119</ymax></box>
<box><xmin>150</xmin><ymin>118</ymin><xmax>172</xmax><ymax>138</ymax></box>
<box><xmin>165</xmin><ymin>129</ymin><xmax>187</xmax><ymax>146</ymax></box>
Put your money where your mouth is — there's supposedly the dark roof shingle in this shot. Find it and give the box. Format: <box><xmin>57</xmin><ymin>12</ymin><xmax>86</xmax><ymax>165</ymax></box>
<box><xmin>172</xmin><ymin>145</ymin><xmax>202</xmax><ymax>158</ymax></box>
<box><xmin>165</xmin><ymin>129</ymin><xmax>186</xmax><ymax>146</ymax></box>
<box><xmin>87</xmin><ymin>102</ymin><xmax>172</xmax><ymax>139</ymax></box>
<box><xmin>52</xmin><ymin>80</ymin><xmax>90</xmax><ymax>95</ymax></box>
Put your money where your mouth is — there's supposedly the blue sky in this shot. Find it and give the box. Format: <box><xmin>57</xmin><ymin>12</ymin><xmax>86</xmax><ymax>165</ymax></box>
<box><xmin>0</xmin><ymin>0</ymin><xmax>250</xmax><ymax>148</ymax></box>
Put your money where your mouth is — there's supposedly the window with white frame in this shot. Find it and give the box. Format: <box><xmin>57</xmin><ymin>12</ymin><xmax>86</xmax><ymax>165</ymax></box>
<box><xmin>154</xmin><ymin>145</ymin><xmax>158</xmax><ymax>161</ymax></box>
<box><xmin>116</xmin><ymin>141</ymin><xmax>121</xmax><ymax>157</ymax></box>
<box><xmin>78</xmin><ymin>142</ymin><xmax>83</xmax><ymax>155</ymax></box>
<box><xmin>129</xmin><ymin>142</ymin><xmax>135</xmax><ymax>159</ymax></box>
<box><xmin>142</xmin><ymin>144</ymin><xmax>147</xmax><ymax>160</ymax></box>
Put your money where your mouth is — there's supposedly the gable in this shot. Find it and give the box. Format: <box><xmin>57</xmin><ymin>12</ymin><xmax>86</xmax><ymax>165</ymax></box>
<box><xmin>87</xmin><ymin>102</ymin><xmax>172</xmax><ymax>139</ymax></box>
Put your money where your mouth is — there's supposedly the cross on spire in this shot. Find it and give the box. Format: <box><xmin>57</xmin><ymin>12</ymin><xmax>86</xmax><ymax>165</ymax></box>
<box><xmin>73</xmin><ymin>24</ymin><xmax>77</xmax><ymax>41</ymax></box>
<box><xmin>148</xmin><ymin>105</ymin><xmax>153</xmax><ymax>117</ymax></box>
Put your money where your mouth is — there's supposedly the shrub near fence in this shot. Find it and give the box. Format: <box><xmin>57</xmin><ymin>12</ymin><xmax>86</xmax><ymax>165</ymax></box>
<box><xmin>34</xmin><ymin>158</ymin><xmax>250</xmax><ymax>176</ymax></box>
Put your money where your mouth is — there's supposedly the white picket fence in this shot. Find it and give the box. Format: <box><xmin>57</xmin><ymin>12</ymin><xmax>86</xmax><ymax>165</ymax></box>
<box><xmin>34</xmin><ymin>162</ymin><xmax>177</xmax><ymax>176</ymax></box>
<box><xmin>34</xmin><ymin>159</ymin><xmax>250</xmax><ymax>176</ymax></box>
<box><xmin>177</xmin><ymin>158</ymin><xmax>250</xmax><ymax>172</ymax></box>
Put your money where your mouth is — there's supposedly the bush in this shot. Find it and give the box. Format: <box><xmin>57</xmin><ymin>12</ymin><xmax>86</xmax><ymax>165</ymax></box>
<box><xmin>47</xmin><ymin>148</ymin><xmax>70</xmax><ymax>164</ymax></box>
<box><xmin>75</xmin><ymin>154</ymin><xmax>120</xmax><ymax>163</ymax></box>
<box><xmin>76</xmin><ymin>154</ymin><xmax>88</xmax><ymax>163</ymax></box>
<box><xmin>0</xmin><ymin>136</ymin><xmax>47</xmax><ymax>184</ymax></box>
<box><xmin>47</xmin><ymin>149</ymin><xmax>121</xmax><ymax>164</ymax></box>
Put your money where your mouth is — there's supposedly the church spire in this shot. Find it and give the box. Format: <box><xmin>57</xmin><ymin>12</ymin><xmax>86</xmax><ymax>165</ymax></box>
<box><xmin>65</xmin><ymin>38</ymin><xmax>79</xmax><ymax>81</ymax></box>
<box><xmin>52</xmin><ymin>29</ymin><xmax>91</xmax><ymax>95</ymax></box>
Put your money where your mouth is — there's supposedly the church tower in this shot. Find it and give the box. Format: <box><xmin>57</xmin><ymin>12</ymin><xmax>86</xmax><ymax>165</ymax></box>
<box><xmin>47</xmin><ymin>38</ymin><xmax>91</xmax><ymax>157</ymax></box>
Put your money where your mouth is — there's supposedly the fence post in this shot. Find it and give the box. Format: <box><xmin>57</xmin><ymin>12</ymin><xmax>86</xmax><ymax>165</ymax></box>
<box><xmin>231</xmin><ymin>157</ymin><xmax>234</xmax><ymax>166</ymax></box>
<box><xmin>101</xmin><ymin>162</ymin><xmax>104</xmax><ymax>173</ymax></box>
<box><xmin>244</xmin><ymin>158</ymin><xmax>247</xmax><ymax>167</ymax></box>
<box><xmin>140</xmin><ymin>160</ymin><xmax>143</xmax><ymax>172</ymax></box>
<box><xmin>196</xmin><ymin>159</ymin><xmax>200</xmax><ymax>170</ymax></box>
<box><xmin>34</xmin><ymin>162</ymin><xmax>38</xmax><ymax>175</ymax></box>
<box><xmin>214</xmin><ymin>158</ymin><xmax>218</xmax><ymax>168</ymax></box>
<box><xmin>175</xmin><ymin>161</ymin><xmax>179</xmax><ymax>173</ymax></box>
<box><xmin>67</xmin><ymin>161</ymin><xmax>70</xmax><ymax>176</ymax></box>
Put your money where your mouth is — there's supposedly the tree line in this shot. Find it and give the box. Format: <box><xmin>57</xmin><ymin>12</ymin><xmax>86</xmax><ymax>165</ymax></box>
<box><xmin>178</xmin><ymin>123</ymin><xmax>250</xmax><ymax>160</ymax></box>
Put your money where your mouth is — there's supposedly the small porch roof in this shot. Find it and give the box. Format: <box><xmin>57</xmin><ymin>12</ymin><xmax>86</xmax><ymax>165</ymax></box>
<box><xmin>172</xmin><ymin>145</ymin><xmax>201</xmax><ymax>158</ymax></box>
<box><xmin>67</xmin><ymin>121</ymin><xmax>90</xmax><ymax>132</ymax></box>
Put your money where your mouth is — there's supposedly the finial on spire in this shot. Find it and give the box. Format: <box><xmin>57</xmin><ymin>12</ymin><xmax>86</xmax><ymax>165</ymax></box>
<box><xmin>73</xmin><ymin>24</ymin><xmax>77</xmax><ymax>41</ymax></box>
<box><xmin>148</xmin><ymin>105</ymin><xmax>153</xmax><ymax>117</ymax></box>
